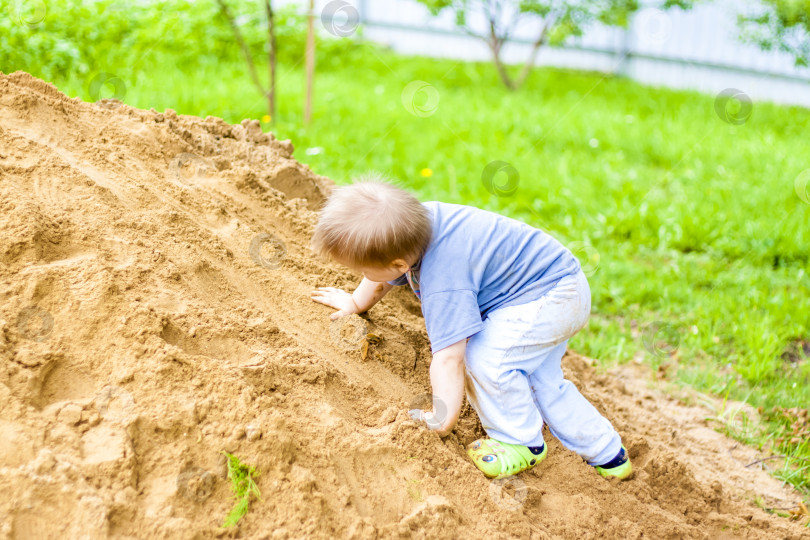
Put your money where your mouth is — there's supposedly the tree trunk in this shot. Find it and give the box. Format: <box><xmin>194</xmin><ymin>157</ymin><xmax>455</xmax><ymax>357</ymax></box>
<box><xmin>514</xmin><ymin>21</ymin><xmax>551</xmax><ymax>89</ymax></box>
<box><xmin>216</xmin><ymin>0</ymin><xmax>266</xmax><ymax>100</ymax></box>
<box><xmin>486</xmin><ymin>9</ymin><xmax>516</xmax><ymax>91</ymax></box>
<box><xmin>489</xmin><ymin>39</ymin><xmax>516</xmax><ymax>91</ymax></box>
<box><xmin>477</xmin><ymin>7</ymin><xmax>553</xmax><ymax>91</ymax></box>
<box><xmin>264</xmin><ymin>0</ymin><xmax>276</xmax><ymax>121</ymax></box>
<box><xmin>304</xmin><ymin>0</ymin><xmax>315</xmax><ymax>125</ymax></box>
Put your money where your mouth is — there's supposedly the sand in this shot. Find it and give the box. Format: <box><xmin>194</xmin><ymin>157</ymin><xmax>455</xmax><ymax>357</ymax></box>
<box><xmin>0</xmin><ymin>71</ymin><xmax>808</xmax><ymax>539</ymax></box>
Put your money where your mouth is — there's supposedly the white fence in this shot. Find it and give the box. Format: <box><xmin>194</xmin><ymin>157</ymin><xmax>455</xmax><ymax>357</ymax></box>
<box><xmin>290</xmin><ymin>0</ymin><xmax>810</xmax><ymax>108</ymax></box>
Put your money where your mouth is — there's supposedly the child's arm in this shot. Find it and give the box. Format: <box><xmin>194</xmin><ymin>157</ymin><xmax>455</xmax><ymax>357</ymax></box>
<box><xmin>311</xmin><ymin>278</ymin><xmax>395</xmax><ymax>320</ymax></box>
<box><xmin>421</xmin><ymin>338</ymin><xmax>467</xmax><ymax>437</ymax></box>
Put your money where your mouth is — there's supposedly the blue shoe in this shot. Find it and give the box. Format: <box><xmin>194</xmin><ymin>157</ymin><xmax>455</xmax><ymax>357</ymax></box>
<box><xmin>594</xmin><ymin>445</ymin><xmax>633</xmax><ymax>480</ymax></box>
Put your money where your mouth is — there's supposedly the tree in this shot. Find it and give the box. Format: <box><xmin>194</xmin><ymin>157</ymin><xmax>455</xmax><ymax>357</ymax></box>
<box><xmin>738</xmin><ymin>0</ymin><xmax>810</xmax><ymax>68</ymax></box>
<box><xmin>305</xmin><ymin>0</ymin><xmax>315</xmax><ymax>125</ymax></box>
<box><xmin>216</xmin><ymin>0</ymin><xmax>277</xmax><ymax>120</ymax></box>
<box><xmin>416</xmin><ymin>0</ymin><xmax>691</xmax><ymax>90</ymax></box>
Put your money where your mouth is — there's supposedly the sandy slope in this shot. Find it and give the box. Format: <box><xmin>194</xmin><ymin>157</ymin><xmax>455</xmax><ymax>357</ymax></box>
<box><xmin>0</xmin><ymin>72</ymin><xmax>807</xmax><ymax>539</ymax></box>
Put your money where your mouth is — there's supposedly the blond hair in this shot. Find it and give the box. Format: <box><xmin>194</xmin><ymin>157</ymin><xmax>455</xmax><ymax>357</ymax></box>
<box><xmin>311</xmin><ymin>174</ymin><xmax>431</xmax><ymax>268</ymax></box>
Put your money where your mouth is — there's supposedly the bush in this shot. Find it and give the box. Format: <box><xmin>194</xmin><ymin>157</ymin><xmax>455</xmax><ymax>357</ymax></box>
<box><xmin>0</xmin><ymin>0</ymin><xmax>368</xmax><ymax>81</ymax></box>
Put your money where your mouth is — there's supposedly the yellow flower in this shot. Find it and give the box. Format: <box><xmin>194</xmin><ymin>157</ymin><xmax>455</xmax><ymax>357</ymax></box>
<box><xmin>420</xmin><ymin>168</ymin><xmax>433</xmax><ymax>178</ymax></box>
<box><xmin>261</xmin><ymin>115</ymin><xmax>272</xmax><ymax>123</ymax></box>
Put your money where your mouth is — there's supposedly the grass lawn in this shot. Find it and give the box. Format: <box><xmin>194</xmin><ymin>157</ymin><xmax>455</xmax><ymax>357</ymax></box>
<box><xmin>13</xmin><ymin>24</ymin><xmax>810</xmax><ymax>500</ymax></box>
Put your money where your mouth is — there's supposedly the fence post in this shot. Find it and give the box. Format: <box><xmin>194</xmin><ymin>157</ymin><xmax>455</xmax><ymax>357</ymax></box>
<box><xmin>616</xmin><ymin>25</ymin><xmax>632</xmax><ymax>77</ymax></box>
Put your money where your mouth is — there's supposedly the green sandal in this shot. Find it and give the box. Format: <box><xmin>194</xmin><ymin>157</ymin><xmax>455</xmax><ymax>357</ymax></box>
<box><xmin>466</xmin><ymin>438</ymin><xmax>547</xmax><ymax>479</ymax></box>
<box><xmin>594</xmin><ymin>445</ymin><xmax>633</xmax><ymax>480</ymax></box>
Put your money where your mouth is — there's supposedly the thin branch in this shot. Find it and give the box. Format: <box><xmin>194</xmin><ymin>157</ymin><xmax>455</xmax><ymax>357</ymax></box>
<box><xmin>501</xmin><ymin>7</ymin><xmax>523</xmax><ymax>43</ymax></box>
<box><xmin>263</xmin><ymin>0</ymin><xmax>277</xmax><ymax>119</ymax></box>
<box><xmin>492</xmin><ymin>0</ymin><xmax>506</xmax><ymax>40</ymax></box>
<box><xmin>216</xmin><ymin>0</ymin><xmax>267</xmax><ymax>98</ymax></box>
<box><xmin>514</xmin><ymin>14</ymin><xmax>555</xmax><ymax>89</ymax></box>
<box><xmin>452</xmin><ymin>1</ymin><xmax>490</xmax><ymax>47</ymax></box>
<box><xmin>485</xmin><ymin>1</ymin><xmax>516</xmax><ymax>90</ymax></box>
<box><xmin>304</xmin><ymin>0</ymin><xmax>315</xmax><ymax>125</ymax></box>
<box><xmin>460</xmin><ymin>24</ymin><xmax>489</xmax><ymax>44</ymax></box>
<box><xmin>744</xmin><ymin>454</ymin><xmax>810</xmax><ymax>468</ymax></box>
<box><xmin>483</xmin><ymin>0</ymin><xmax>496</xmax><ymax>34</ymax></box>
<box><xmin>745</xmin><ymin>455</ymin><xmax>787</xmax><ymax>467</ymax></box>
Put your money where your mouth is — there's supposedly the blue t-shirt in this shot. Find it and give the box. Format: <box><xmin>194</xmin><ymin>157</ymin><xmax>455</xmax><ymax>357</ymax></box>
<box><xmin>387</xmin><ymin>201</ymin><xmax>581</xmax><ymax>354</ymax></box>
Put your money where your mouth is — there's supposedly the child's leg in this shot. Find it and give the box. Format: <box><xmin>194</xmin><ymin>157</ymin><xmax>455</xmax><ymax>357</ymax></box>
<box><xmin>465</xmin><ymin>270</ymin><xmax>621</xmax><ymax>464</ymax></box>
<box><xmin>528</xmin><ymin>340</ymin><xmax>622</xmax><ymax>465</ymax></box>
<box><xmin>464</xmin><ymin>273</ymin><xmax>585</xmax><ymax>447</ymax></box>
<box><xmin>464</xmin><ymin>335</ymin><xmax>546</xmax><ymax>447</ymax></box>
<box><xmin>522</xmin><ymin>270</ymin><xmax>621</xmax><ymax>465</ymax></box>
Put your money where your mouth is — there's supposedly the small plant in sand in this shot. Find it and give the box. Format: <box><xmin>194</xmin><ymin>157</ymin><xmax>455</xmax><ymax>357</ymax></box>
<box><xmin>222</xmin><ymin>452</ymin><xmax>262</xmax><ymax>528</ymax></box>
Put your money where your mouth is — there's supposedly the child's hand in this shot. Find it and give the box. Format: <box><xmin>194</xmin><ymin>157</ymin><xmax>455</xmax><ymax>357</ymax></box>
<box><xmin>310</xmin><ymin>287</ymin><xmax>360</xmax><ymax>321</ymax></box>
<box><xmin>408</xmin><ymin>409</ymin><xmax>443</xmax><ymax>431</ymax></box>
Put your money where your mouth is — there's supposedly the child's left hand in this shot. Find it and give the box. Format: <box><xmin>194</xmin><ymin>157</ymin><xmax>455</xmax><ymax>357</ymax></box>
<box><xmin>408</xmin><ymin>408</ymin><xmax>443</xmax><ymax>430</ymax></box>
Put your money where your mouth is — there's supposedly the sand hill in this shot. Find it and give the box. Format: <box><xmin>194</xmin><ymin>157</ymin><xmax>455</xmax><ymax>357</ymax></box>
<box><xmin>0</xmin><ymin>72</ymin><xmax>807</xmax><ymax>539</ymax></box>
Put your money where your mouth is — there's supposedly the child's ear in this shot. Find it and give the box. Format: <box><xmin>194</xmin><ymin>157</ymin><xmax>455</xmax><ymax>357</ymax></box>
<box><xmin>392</xmin><ymin>258</ymin><xmax>410</xmax><ymax>273</ymax></box>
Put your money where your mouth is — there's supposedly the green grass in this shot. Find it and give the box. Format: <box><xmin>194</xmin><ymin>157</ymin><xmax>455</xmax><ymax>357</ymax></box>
<box><xmin>222</xmin><ymin>452</ymin><xmax>261</xmax><ymax>528</ymax></box>
<box><xmin>4</xmin><ymin>0</ymin><xmax>809</xmax><ymax>505</ymax></box>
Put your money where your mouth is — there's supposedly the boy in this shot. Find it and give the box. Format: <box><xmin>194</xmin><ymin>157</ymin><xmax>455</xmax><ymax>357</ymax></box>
<box><xmin>310</xmin><ymin>176</ymin><xmax>632</xmax><ymax>480</ymax></box>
